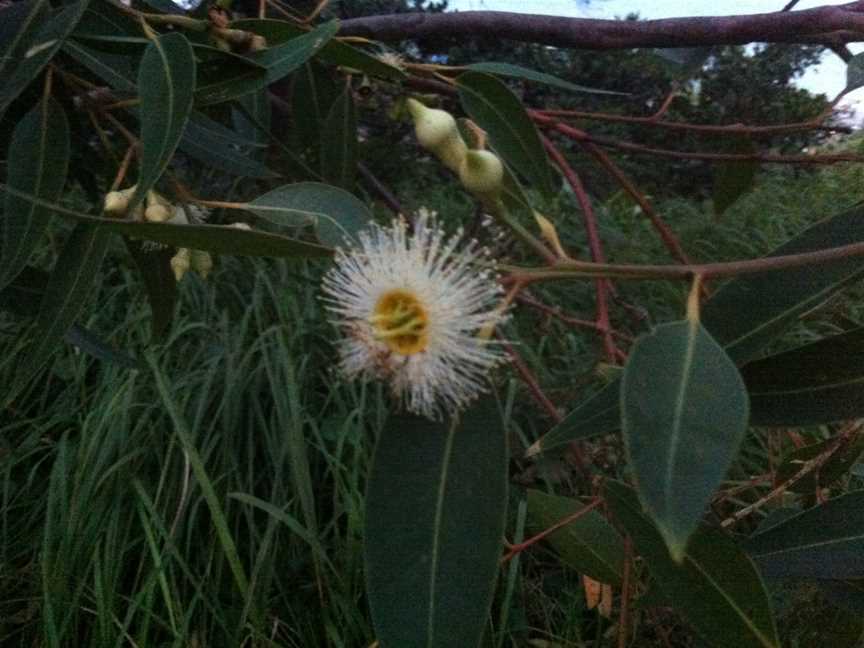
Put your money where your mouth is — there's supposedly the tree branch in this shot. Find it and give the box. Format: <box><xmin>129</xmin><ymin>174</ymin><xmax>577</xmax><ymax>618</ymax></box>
<box><xmin>339</xmin><ymin>3</ymin><xmax>864</xmax><ymax>50</ymax></box>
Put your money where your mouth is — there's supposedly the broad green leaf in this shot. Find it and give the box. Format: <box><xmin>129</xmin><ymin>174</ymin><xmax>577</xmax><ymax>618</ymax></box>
<box><xmin>0</xmin><ymin>0</ymin><xmax>91</xmax><ymax>118</ymax></box>
<box><xmin>232</xmin><ymin>18</ymin><xmax>407</xmax><ymax>80</ymax></box>
<box><xmin>11</xmin><ymin>224</ymin><xmax>111</xmax><ymax>397</ymax></box>
<box><xmin>130</xmin><ymin>32</ymin><xmax>196</xmax><ymax>211</ymax></box>
<box><xmin>180</xmin><ymin>112</ymin><xmax>276</xmax><ymax>178</ymax></box>
<box><xmin>621</xmin><ymin>319</ymin><xmax>749</xmax><ymax>559</ymax></box>
<box><xmin>713</xmin><ymin>137</ymin><xmax>758</xmax><ymax>216</ymax></box>
<box><xmin>457</xmin><ymin>71</ymin><xmax>556</xmax><ymax>196</ymax></box>
<box><xmin>743</xmin><ymin>327</ymin><xmax>864</xmax><ymax>426</ymax></box>
<box><xmin>846</xmin><ymin>53</ymin><xmax>864</xmax><ymax>92</ymax></box>
<box><xmin>746</xmin><ymin>491</ymin><xmax>864</xmax><ymax>580</ymax></box>
<box><xmin>127</xmin><ymin>240</ymin><xmax>176</xmax><ymax>341</ymax></box>
<box><xmin>702</xmin><ymin>203</ymin><xmax>864</xmax><ymax>364</ymax></box>
<box><xmin>0</xmin><ymin>97</ymin><xmax>70</xmax><ymax>290</ymax></box>
<box><xmin>252</xmin><ymin>20</ymin><xmax>339</xmax><ymax>85</ymax></box>
<box><xmin>524</xmin><ymin>380</ymin><xmax>620</xmax><ymax>457</ymax></box>
<box><xmin>247</xmin><ymin>182</ymin><xmax>371</xmax><ymax>248</ymax></box>
<box><xmin>530</xmin><ymin>203</ymin><xmax>864</xmax><ymax>456</ymax></box>
<box><xmin>0</xmin><ymin>185</ymin><xmax>332</xmax><ymax>258</ymax></box>
<box><xmin>526</xmin><ymin>489</ymin><xmax>625</xmax><ymax>585</ymax></box>
<box><xmin>606</xmin><ymin>481</ymin><xmax>779</xmax><ymax>648</ymax></box>
<box><xmin>466</xmin><ymin>62</ymin><xmax>625</xmax><ymax>96</ymax></box>
<box><xmin>365</xmin><ymin>401</ymin><xmax>508</xmax><ymax>648</ymax></box>
<box><xmin>320</xmin><ymin>83</ymin><xmax>357</xmax><ymax>190</ymax></box>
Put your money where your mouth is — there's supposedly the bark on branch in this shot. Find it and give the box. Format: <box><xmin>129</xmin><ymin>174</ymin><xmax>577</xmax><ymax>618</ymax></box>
<box><xmin>338</xmin><ymin>2</ymin><xmax>864</xmax><ymax>50</ymax></box>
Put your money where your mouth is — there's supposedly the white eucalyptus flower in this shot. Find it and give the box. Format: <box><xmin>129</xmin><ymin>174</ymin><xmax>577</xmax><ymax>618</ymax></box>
<box><xmin>321</xmin><ymin>214</ymin><xmax>507</xmax><ymax>420</ymax></box>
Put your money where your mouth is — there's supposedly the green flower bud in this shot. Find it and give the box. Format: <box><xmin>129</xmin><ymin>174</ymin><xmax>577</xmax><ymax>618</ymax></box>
<box><xmin>190</xmin><ymin>250</ymin><xmax>213</xmax><ymax>279</ymax></box>
<box><xmin>459</xmin><ymin>149</ymin><xmax>504</xmax><ymax>199</ymax></box>
<box><xmin>170</xmin><ymin>248</ymin><xmax>191</xmax><ymax>282</ymax></box>
<box><xmin>405</xmin><ymin>98</ymin><xmax>468</xmax><ymax>173</ymax></box>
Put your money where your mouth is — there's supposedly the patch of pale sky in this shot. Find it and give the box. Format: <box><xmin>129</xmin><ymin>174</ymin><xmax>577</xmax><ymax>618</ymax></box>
<box><xmin>445</xmin><ymin>0</ymin><xmax>863</xmax><ymax>122</ymax></box>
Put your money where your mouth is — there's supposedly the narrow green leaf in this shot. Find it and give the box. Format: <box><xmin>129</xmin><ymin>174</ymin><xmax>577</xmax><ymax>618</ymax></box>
<box><xmin>232</xmin><ymin>18</ymin><xmax>406</xmax><ymax>80</ymax></box>
<box><xmin>743</xmin><ymin>327</ymin><xmax>864</xmax><ymax>426</ymax></box>
<box><xmin>365</xmin><ymin>401</ymin><xmax>508</xmax><ymax>648</ymax></box>
<box><xmin>180</xmin><ymin>112</ymin><xmax>276</xmax><ymax>178</ymax></box>
<box><xmin>0</xmin><ymin>185</ymin><xmax>332</xmax><ymax>258</ymax></box>
<box><xmin>247</xmin><ymin>181</ymin><xmax>371</xmax><ymax>248</ymax></box>
<box><xmin>232</xmin><ymin>87</ymin><xmax>272</xmax><ymax>154</ymax></box>
<box><xmin>606</xmin><ymin>481</ymin><xmax>779</xmax><ymax>648</ymax></box>
<box><xmin>0</xmin><ymin>0</ymin><xmax>51</xmax><ymax>82</ymax></box>
<box><xmin>130</xmin><ymin>32</ymin><xmax>196</xmax><ymax>211</ymax></box>
<box><xmin>467</xmin><ymin>62</ymin><xmax>625</xmax><ymax>96</ymax></box>
<box><xmin>1</xmin><ymin>97</ymin><xmax>70</xmax><ymax>290</ymax></box>
<box><xmin>291</xmin><ymin>62</ymin><xmax>341</xmax><ymax>149</ymax></box>
<box><xmin>524</xmin><ymin>380</ymin><xmax>620</xmax><ymax>457</ymax></box>
<box><xmin>746</xmin><ymin>491</ymin><xmax>864</xmax><ymax>580</ymax></box>
<box><xmin>526</xmin><ymin>490</ymin><xmax>625</xmax><ymax>585</ymax></box>
<box><xmin>12</xmin><ymin>224</ymin><xmax>110</xmax><ymax>396</ymax></box>
<box><xmin>126</xmin><ymin>240</ymin><xmax>176</xmax><ymax>341</ymax></box>
<box><xmin>846</xmin><ymin>53</ymin><xmax>864</xmax><ymax>92</ymax></box>
<box><xmin>63</xmin><ymin>38</ymin><xmax>136</xmax><ymax>92</ymax></box>
<box><xmin>253</xmin><ymin>20</ymin><xmax>339</xmax><ymax>85</ymax></box>
<box><xmin>320</xmin><ymin>82</ymin><xmax>357</xmax><ymax>190</ymax></box>
<box><xmin>193</xmin><ymin>48</ymin><xmax>267</xmax><ymax>106</ymax></box>
<box><xmin>457</xmin><ymin>71</ymin><xmax>556</xmax><ymax>195</ymax></box>
<box><xmin>702</xmin><ymin>203</ymin><xmax>864</xmax><ymax>364</ymax></box>
<box><xmin>0</xmin><ymin>0</ymin><xmax>90</xmax><ymax>118</ymax></box>
<box><xmin>621</xmin><ymin>319</ymin><xmax>749</xmax><ymax>559</ymax></box>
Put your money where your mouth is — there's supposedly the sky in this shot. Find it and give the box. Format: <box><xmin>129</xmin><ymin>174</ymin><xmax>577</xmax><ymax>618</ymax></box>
<box><xmin>445</xmin><ymin>0</ymin><xmax>863</xmax><ymax>119</ymax></box>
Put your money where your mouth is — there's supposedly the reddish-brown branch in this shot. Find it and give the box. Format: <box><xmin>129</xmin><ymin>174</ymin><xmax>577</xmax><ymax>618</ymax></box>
<box><xmin>543</xmin><ymin>136</ymin><xmax>619</xmax><ymax>362</ymax></box>
<box><xmin>579</xmin><ymin>140</ymin><xmax>693</xmax><ymax>266</ymax></box>
<box><xmin>339</xmin><ymin>4</ymin><xmax>864</xmax><ymax>50</ymax></box>
<box><xmin>535</xmin><ymin>110</ymin><xmax>851</xmax><ymax>137</ymax></box>
<box><xmin>534</xmin><ymin>114</ymin><xmax>864</xmax><ymax>166</ymax></box>
<box><xmin>501</xmin><ymin>497</ymin><xmax>603</xmax><ymax>564</ymax></box>
<box><xmin>358</xmin><ymin>162</ymin><xmax>404</xmax><ymax>216</ymax></box>
<box><xmin>516</xmin><ymin>293</ymin><xmax>634</xmax><ymax>343</ymax></box>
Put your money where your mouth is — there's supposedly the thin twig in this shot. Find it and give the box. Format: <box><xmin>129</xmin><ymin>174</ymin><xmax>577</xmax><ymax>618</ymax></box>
<box><xmin>501</xmin><ymin>497</ymin><xmax>603</xmax><ymax>564</ymax></box>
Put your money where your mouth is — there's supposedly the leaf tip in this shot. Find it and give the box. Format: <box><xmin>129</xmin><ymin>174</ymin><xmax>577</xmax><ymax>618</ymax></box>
<box><xmin>524</xmin><ymin>440</ymin><xmax>542</xmax><ymax>458</ymax></box>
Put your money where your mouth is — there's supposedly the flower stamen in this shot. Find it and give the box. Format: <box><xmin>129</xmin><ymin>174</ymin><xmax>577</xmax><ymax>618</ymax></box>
<box><xmin>371</xmin><ymin>290</ymin><xmax>429</xmax><ymax>355</ymax></box>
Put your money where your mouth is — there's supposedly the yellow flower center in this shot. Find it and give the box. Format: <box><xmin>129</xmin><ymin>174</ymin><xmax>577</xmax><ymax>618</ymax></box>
<box><xmin>370</xmin><ymin>289</ymin><xmax>430</xmax><ymax>355</ymax></box>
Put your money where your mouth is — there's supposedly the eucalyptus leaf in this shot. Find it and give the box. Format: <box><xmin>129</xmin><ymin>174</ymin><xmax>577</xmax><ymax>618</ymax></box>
<box><xmin>743</xmin><ymin>327</ymin><xmax>864</xmax><ymax>426</ymax></box>
<box><xmin>606</xmin><ymin>481</ymin><xmax>779</xmax><ymax>648</ymax></box>
<box><xmin>0</xmin><ymin>185</ymin><xmax>332</xmax><ymax>258</ymax></box>
<box><xmin>130</xmin><ymin>32</ymin><xmax>196</xmax><ymax>211</ymax></box>
<box><xmin>746</xmin><ymin>491</ymin><xmax>864</xmax><ymax>580</ymax></box>
<box><xmin>320</xmin><ymin>83</ymin><xmax>358</xmax><ymax>190</ymax></box>
<box><xmin>11</xmin><ymin>224</ymin><xmax>111</xmax><ymax>399</ymax></box>
<box><xmin>247</xmin><ymin>182</ymin><xmax>371</xmax><ymax>247</ymax></box>
<box><xmin>467</xmin><ymin>62</ymin><xmax>625</xmax><ymax>96</ymax></box>
<box><xmin>846</xmin><ymin>53</ymin><xmax>864</xmax><ymax>92</ymax></box>
<box><xmin>365</xmin><ymin>401</ymin><xmax>508</xmax><ymax>648</ymax></box>
<box><xmin>457</xmin><ymin>71</ymin><xmax>556</xmax><ymax>196</ymax></box>
<box><xmin>1</xmin><ymin>97</ymin><xmax>70</xmax><ymax>290</ymax></box>
<box><xmin>233</xmin><ymin>18</ymin><xmax>406</xmax><ymax>80</ymax></box>
<box><xmin>526</xmin><ymin>489</ymin><xmax>625</xmax><ymax>585</ymax></box>
<box><xmin>0</xmin><ymin>0</ymin><xmax>91</xmax><ymax>118</ymax></box>
<box><xmin>622</xmin><ymin>318</ymin><xmax>749</xmax><ymax>559</ymax></box>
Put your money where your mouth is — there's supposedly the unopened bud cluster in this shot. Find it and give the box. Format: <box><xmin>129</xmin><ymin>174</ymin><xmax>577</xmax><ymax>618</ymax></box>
<box><xmin>102</xmin><ymin>186</ymin><xmax>213</xmax><ymax>281</ymax></box>
<box><xmin>405</xmin><ymin>98</ymin><xmax>505</xmax><ymax>208</ymax></box>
